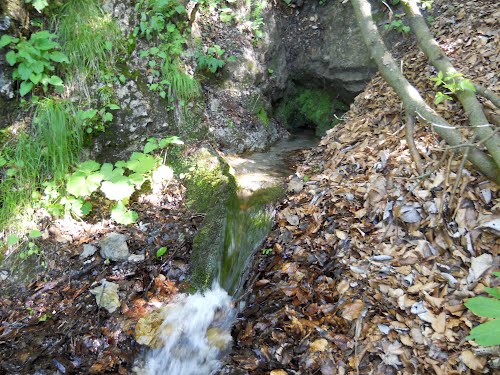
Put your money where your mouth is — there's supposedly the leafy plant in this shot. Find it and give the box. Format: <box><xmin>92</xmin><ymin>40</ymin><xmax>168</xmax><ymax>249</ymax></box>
<box><xmin>133</xmin><ymin>0</ymin><xmax>199</xmax><ymax>104</ymax></box>
<box><xmin>25</xmin><ymin>0</ymin><xmax>49</xmax><ymax>12</ymax></box>
<box><xmin>76</xmin><ymin>103</ymin><xmax>120</xmax><ymax>134</ymax></box>
<box><xmin>196</xmin><ymin>44</ymin><xmax>227</xmax><ymax>73</ymax></box>
<box><xmin>465</xmin><ymin>272</ymin><xmax>500</xmax><ymax>346</ymax></box>
<box><xmin>384</xmin><ymin>14</ymin><xmax>410</xmax><ymax>34</ymax></box>
<box><xmin>0</xmin><ymin>31</ymin><xmax>68</xmax><ymax>96</ymax></box>
<box><xmin>262</xmin><ymin>248</ymin><xmax>273</xmax><ymax>255</ymax></box>
<box><xmin>219</xmin><ymin>7</ymin><xmax>234</xmax><ymax>22</ymax></box>
<box><xmin>430</xmin><ymin>71</ymin><xmax>476</xmax><ymax>104</ymax></box>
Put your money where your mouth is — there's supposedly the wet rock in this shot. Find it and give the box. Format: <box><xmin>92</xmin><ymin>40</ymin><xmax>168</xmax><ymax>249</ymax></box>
<box><xmin>99</xmin><ymin>232</ymin><xmax>129</xmax><ymax>262</ymax></box>
<box><xmin>287</xmin><ymin>176</ymin><xmax>304</xmax><ymax>193</ymax></box>
<box><xmin>90</xmin><ymin>280</ymin><xmax>120</xmax><ymax>313</ymax></box>
<box><xmin>135</xmin><ymin>307</ymin><xmax>174</xmax><ymax>349</ymax></box>
<box><xmin>206</xmin><ymin>327</ymin><xmax>232</xmax><ymax>350</ymax></box>
<box><xmin>80</xmin><ymin>244</ymin><xmax>97</xmax><ymax>260</ymax></box>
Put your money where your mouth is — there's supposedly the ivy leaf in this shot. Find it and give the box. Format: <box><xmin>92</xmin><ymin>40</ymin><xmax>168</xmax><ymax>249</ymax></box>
<box><xmin>465</xmin><ymin>296</ymin><xmax>500</xmax><ymax>318</ymax></box>
<box><xmin>19</xmin><ymin>81</ymin><xmax>34</xmax><ymax>96</ymax></box>
<box><xmin>111</xmin><ymin>201</ymin><xmax>138</xmax><ymax>225</ymax></box>
<box><xmin>466</xmin><ymin>319</ymin><xmax>500</xmax><ymax>346</ymax></box>
<box><xmin>101</xmin><ymin>176</ymin><xmax>135</xmax><ymax>201</ymax></box>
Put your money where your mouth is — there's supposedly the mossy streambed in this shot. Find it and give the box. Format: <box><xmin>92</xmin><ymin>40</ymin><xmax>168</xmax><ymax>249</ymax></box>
<box><xmin>136</xmin><ymin>133</ymin><xmax>319</xmax><ymax>374</ymax></box>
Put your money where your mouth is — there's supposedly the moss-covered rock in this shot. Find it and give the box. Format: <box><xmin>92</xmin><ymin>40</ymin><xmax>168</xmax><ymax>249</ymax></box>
<box><xmin>185</xmin><ymin>147</ymin><xmax>238</xmax><ymax>291</ymax></box>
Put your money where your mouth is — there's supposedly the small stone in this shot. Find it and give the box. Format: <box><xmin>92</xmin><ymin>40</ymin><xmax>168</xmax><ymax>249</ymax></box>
<box><xmin>287</xmin><ymin>177</ymin><xmax>304</xmax><ymax>193</ymax></box>
<box><xmin>80</xmin><ymin>244</ymin><xmax>97</xmax><ymax>260</ymax></box>
<box><xmin>206</xmin><ymin>327</ymin><xmax>232</xmax><ymax>350</ymax></box>
<box><xmin>128</xmin><ymin>254</ymin><xmax>145</xmax><ymax>263</ymax></box>
<box><xmin>99</xmin><ymin>232</ymin><xmax>129</xmax><ymax>262</ymax></box>
<box><xmin>90</xmin><ymin>281</ymin><xmax>120</xmax><ymax>313</ymax></box>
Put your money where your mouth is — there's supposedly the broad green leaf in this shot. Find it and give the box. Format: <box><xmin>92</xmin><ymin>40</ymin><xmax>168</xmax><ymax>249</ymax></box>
<box><xmin>494</xmin><ymin>272</ymin><xmax>500</xmax><ymax>277</ymax></box>
<box><xmin>48</xmin><ymin>75</ymin><xmax>63</xmax><ymax>86</ymax></box>
<box><xmin>29</xmin><ymin>73</ymin><xmax>43</xmax><ymax>84</ymax></box>
<box><xmin>103</xmin><ymin>112</ymin><xmax>113</xmax><ymax>122</ymax></box>
<box><xmin>49</xmin><ymin>51</ymin><xmax>69</xmax><ymax>63</ymax></box>
<box><xmin>31</xmin><ymin>0</ymin><xmax>49</xmax><ymax>12</ymax></box>
<box><xmin>5</xmin><ymin>50</ymin><xmax>17</xmax><ymax>65</ymax></box>
<box><xmin>7</xmin><ymin>234</ymin><xmax>19</xmax><ymax>246</ymax></box>
<box><xmin>484</xmin><ymin>287</ymin><xmax>500</xmax><ymax>300</ymax></box>
<box><xmin>85</xmin><ymin>173</ymin><xmax>104</xmax><ymax>192</ymax></box>
<box><xmin>78</xmin><ymin>160</ymin><xmax>101</xmax><ymax>173</ymax></box>
<box><xmin>79</xmin><ymin>201</ymin><xmax>93</xmax><ymax>216</ymax></box>
<box><xmin>29</xmin><ymin>229</ymin><xmax>42</xmax><ymax>238</ymax></box>
<box><xmin>66</xmin><ymin>174</ymin><xmax>91</xmax><ymax>197</ymax></box>
<box><xmin>77</xmin><ymin>109</ymin><xmax>98</xmax><ymax>120</ymax></box>
<box><xmin>101</xmin><ymin>177</ymin><xmax>135</xmax><ymax>201</ymax></box>
<box><xmin>32</xmin><ymin>60</ymin><xmax>45</xmax><ymax>74</ymax></box>
<box><xmin>0</xmin><ymin>34</ymin><xmax>19</xmax><ymax>48</ymax></box>
<box><xmin>19</xmin><ymin>81</ymin><xmax>34</xmax><ymax>96</ymax></box>
<box><xmin>111</xmin><ymin>201</ymin><xmax>138</xmax><ymax>225</ymax></box>
<box><xmin>107</xmin><ymin>104</ymin><xmax>120</xmax><ymax>110</ymax></box>
<box><xmin>159</xmin><ymin>136</ymin><xmax>184</xmax><ymax>147</ymax></box>
<box><xmin>126</xmin><ymin>152</ymin><xmax>156</xmax><ymax>174</ymax></box>
<box><xmin>143</xmin><ymin>140</ymin><xmax>158</xmax><ymax>154</ymax></box>
<box><xmin>128</xmin><ymin>173</ymin><xmax>146</xmax><ymax>188</ymax></box>
<box><xmin>156</xmin><ymin>247</ymin><xmax>167</xmax><ymax>257</ymax></box>
<box><xmin>465</xmin><ymin>296</ymin><xmax>500</xmax><ymax>318</ymax></box>
<box><xmin>466</xmin><ymin>319</ymin><xmax>500</xmax><ymax>346</ymax></box>
<box><xmin>17</xmin><ymin>62</ymin><xmax>33</xmax><ymax>80</ymax></box>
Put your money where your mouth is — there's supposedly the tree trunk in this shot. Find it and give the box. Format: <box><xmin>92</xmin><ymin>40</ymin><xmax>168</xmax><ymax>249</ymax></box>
<box><xmin>350</xmin><ymin>0</ymin><xmax>500</xmax><ymax>184</ymax></box>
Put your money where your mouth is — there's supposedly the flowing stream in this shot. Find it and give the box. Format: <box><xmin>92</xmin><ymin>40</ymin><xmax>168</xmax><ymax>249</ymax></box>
<box><xmin>142</xmin><ymin>132</ymin><xmax>319</xmax><ymax>375</ymax></box>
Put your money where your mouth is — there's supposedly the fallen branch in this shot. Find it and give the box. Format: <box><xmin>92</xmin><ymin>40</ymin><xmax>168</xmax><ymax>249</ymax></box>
<box><xmin>475</xmin><ymin>84</ymin><xmax>500</xmax><ymax>108</ymax></box>
<box><xmin>402</xmin><ymin>0</ymin><xmax>500</xmax><ymax>169</ymax></box>
<box><xmin>350</xmin><ymin>0</ymin><xmax>500</xmax><ymax>184</ymax></box>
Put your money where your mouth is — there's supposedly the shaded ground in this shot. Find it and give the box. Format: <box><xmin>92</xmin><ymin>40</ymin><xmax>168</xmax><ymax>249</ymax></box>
<box><xmin>221</xmin><ymin>1</ymin><xmax>499</xmax><ymax>373</ymax></box>
<box><xmin>0</xmin><ymin>179</ymin><xmax>199</xmax><ymax>374</ymax></box>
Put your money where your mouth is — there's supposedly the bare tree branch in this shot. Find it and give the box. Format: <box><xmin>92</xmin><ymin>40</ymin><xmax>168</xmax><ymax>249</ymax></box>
<box><xmin>350</xmin><ymin>0</ymin><xmax>500</xmax><ymax>184</ymax></box>
<box><xmin>402</xmin><ymin>0</ymin><xmax>500</xmax><ymax>169</ymax></box>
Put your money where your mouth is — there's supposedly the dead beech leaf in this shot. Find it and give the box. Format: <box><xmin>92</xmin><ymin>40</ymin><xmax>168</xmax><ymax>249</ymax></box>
<box><xmin>270</xmin><ymin>370</ymin><xmax>288</xmax><ymax>375</ymax></box>
<box><xmin>431</xmin><ymin>312</ymin><xmax>447</xmax><ymax>334</ymax></box>
<box><xmin>461</xmin><ymin>350</ymin><xmax>486</xmax><ymax>371</ymax></box>
<box><xmin>341</xmin><ymin>299</ymin><xmax>364</xmax><ymax>321</ymax></box>
<box><xmin>310</xmin><ymin>338</ymin><xmax>329</xmax><ymax>352</ymax></box>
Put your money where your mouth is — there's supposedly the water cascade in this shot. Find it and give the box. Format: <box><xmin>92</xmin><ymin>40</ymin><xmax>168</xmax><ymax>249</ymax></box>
<box><xmin>142</xmin><ymin>133</ymin><xmax>318</xmax><ymax>374</ymax></box>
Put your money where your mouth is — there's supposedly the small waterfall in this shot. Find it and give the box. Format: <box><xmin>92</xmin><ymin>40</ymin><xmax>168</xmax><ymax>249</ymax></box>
<box><xmin>140</xmin><ymin>133</ymin><xmax>319</xmax><ymax>374</ymax></box>
<box><xmin>143</xmin><ymin>285</ymin><xmax>234</xmax><ymax>375</ymax></box>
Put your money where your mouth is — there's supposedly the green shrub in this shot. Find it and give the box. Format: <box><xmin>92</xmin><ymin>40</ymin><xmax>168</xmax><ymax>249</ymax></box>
<box><xmin>0</xmin><ymin>31</ymin><xmax>68</xmax><ymax>96</ymax></box>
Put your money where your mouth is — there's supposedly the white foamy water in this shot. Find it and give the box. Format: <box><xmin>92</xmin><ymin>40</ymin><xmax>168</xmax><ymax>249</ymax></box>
<box><xmin>144</xmin><ymin>285</ymin><xmax>234</xmax><ymax>375</ymax></box>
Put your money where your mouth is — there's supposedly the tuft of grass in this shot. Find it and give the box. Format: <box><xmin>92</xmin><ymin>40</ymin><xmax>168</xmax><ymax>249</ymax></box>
<box><xmin>0</xmin><ymin>99</ymin><xmax>82</xmax><ymax>229</ymax></box>
<box><xmin>56</xmin><ymin>0</ymin><xmax>122</xmax><ymax>80</ymax></box>
<box><xmin>162</xmin><ymin>59</ymin><xmax>200</xmax><ymax>102</ymax></box>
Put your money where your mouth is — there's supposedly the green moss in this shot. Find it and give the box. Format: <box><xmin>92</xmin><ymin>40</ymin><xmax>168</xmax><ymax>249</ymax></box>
<box><xmin>185</xmin><ymin>148</ymin><xmax>238</xmax><ymax>291</ymax></box>
<box><xmin>275</xmin><ymin>86</ymin><xmax>349</xmax><ymax>136</ymax></box>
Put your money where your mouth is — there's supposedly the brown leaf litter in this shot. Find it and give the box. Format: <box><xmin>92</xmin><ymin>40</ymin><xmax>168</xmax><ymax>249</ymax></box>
<box><xmin>222</xmin><ymin>0</ymin><xmax>499</xmax><ymax>374</ymax></box>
